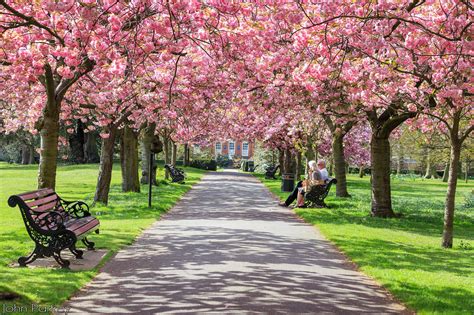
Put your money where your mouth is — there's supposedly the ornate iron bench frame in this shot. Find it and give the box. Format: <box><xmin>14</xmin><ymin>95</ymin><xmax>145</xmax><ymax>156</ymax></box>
<box><xmin>165</xmin><ymin>164</ymin><xmax>186</xmax><ymax>183</ymax></box>
<box><xmin>8</xmin><ymin>188</ymin><xmax>100</xmax><ymax>269</ymax></box>
<box><xmin>304</xmin><ymin>178</ymin><xmax>337</xmax><ymax>208</ymax></box>
<box><xmin>265</xmin><ymin>165</ymin><xmax>280</xmax><ymax>179</ymax></box>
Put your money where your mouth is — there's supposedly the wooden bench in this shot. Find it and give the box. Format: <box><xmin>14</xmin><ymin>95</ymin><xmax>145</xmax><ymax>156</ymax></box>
<box><xmin>304</xmin><ymin>178</ymin><xmax>337</xmax><ymax>208</ymax></box>
<box><xmin>8</xmin><ymin>188</ymin><xmax>100</xmax><ymax>269</ymax></box>
<box><xmin>265</xmin><ymin>165</ymin><xmax>280</xmax><ymax>179</ymax></box>
<box><xmin>165</xmin><ymin>164</ymin><xmax>186</xmax><ymax>183</ymax></box>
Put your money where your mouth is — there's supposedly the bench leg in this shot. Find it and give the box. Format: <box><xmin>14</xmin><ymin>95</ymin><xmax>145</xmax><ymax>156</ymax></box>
<box><xmin>82</xmin><ymin>237</ymin><xmax>95</xmax><ymax>250</ymax></box>
<box><xmin>18</xmin><ymin>246</ymin><xmax>42</xmax><ymax>267</ymax></box>
<box><xmin>69</xmin><ymin>244</ymin><xmax>84</xmax><ymax>259</ymax></box>
<box><xmin>52</xmin><ymin>251</ymin><xmax>70</xmax><ymax>269</ymax></box>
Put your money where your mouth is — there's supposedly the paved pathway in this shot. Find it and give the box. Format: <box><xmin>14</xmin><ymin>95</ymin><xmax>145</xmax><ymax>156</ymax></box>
<box><xmin>65</xmin><ymin>170</ymin><xmax>408</xmax><ymax>314</ymax></box>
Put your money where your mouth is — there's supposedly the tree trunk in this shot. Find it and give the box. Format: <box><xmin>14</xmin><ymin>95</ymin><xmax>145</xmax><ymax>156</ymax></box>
<box><xmin>172</xmin><ymin>142</ymin><xmax>177</xmax><ymax>166</ymax></box>
<box><xmin>370</xmin><ymin>135</ymin><xmax>395</xmax><ymax>217</ymax></box>
<box><xmin>120</xmin><ymin>125</ymin><xmax>140</xmax><ymax>193</ymax></box>
<box><xmin>304</xmin><ymin>143</ymin><xmax>315</xmax><ymax>177</ymax></box>
<box><xmin>359</xmin><ymin>165</ymin><xmax>365</xmax><ymax>178</ymax></box>
<box><xmin>84</xmin><ymin>132</ymin><xmax>100</xmax><ymax>163</ymax></box>
<box><xmin>183</xmin><ymin>144</ymin><xmax>190</xmax><ymax>166</ymax></box>
<box><xmin>328</xmin><ymin>156</ymin><xmax>334</xmax><ymax>177</ymax></box>
<box><xmin>38</xmin><ymin>100</ymin><xmax>60</xmax><ymax>189</ymax></box>
<box><xmin>140</xmin><ymin>124</ymin><xmax>157</xmax><ymax>185</ymax></box>
<box><xmin>163</xmin><ymin>136</ymin><xmax>171</xmax><ymax>179</ymax></box>
<box><xmin>295</xmin><ymin>151</ymin><xmax>302</xmax><ymax>181</ymax></box>
<box><xmin>21</xmin><ymin>144</ymin><xmax>32</xmax><ymax>165</ymax></box>
<box><xmin>28</xmin><ymin>145</ymin><xmax>35</xmax><ymax>164</ymax></box>
<box><xmin>424</xmin><ymin>150</ymin><xmax>439</xmax><ymax>179</ymax></box>
<box><xmin>278</xmin><ymin>148</ymin><xmax>284</xmax><ymax>176</ymax></box>
<box><xmin>465</xmin><ymin>160</ymin><xmax>469</xmax><ymax>183</ymax></box>
<box><xmin>68</xmin><ymin>120</ymin><xmax>85</xmax><ymax>164</ymax></box>
<box><xmin>396</xmin><ymin>146</ymin><xmax>404</xmax><ymax>175</ymax></box>
<box><xmin>94</xmin><ymin>126</ymin><xmax>117</xmax><ymax>205</ymax></box>
<box><xmin>442</xmin><ymin>161</ymin><xmax>449</xmax><ymax>182</ymax></box>
<box><xmin>332</xmin><ymin>133</ymin><xmax>350</xmax><ymax>197</ymax></box>
<box><xmin>283</xmin><ymin>148</ymin><xmax>293</xmax><ymax>174</ymax></box>
<box><xmin>442</xmin><ymin>141</ymin><xmax>461</xmax><ymax>248</ymax></box>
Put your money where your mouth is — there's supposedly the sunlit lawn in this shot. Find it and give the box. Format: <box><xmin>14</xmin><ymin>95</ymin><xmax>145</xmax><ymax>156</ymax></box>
<box><xmin>255</xmin><ymin>173</ymin><xmax>474</xmax><ymax>315</ymax></box>
<box><xmin>0</xmin><ymin>162</ymin><xmax>205</xmax><ymax>312</ymax></box>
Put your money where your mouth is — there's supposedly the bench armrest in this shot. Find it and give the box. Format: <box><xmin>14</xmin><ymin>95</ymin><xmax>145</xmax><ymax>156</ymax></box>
<box><xmin>61</xmin><ymin>200</ymin><xmax>91</xmax><ymax>218</ymax></box>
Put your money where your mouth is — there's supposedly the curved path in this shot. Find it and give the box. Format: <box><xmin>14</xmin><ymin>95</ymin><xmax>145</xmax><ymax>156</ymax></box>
<box><xmin>65</xmin><ymin>170</ymin><xmax>408</xmax><ymax>314</ymax></box>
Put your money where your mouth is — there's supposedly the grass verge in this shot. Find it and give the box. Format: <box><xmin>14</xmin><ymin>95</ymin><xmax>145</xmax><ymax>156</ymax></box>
<box><xmin>0</xmin><ymin>162</ymin><xmax>205</xmax><ymax>313</ymax></box>
<box><xmin>254</xmin><ymin>173</ymin><xmax>474</xmax><ymax>315</ymax></box>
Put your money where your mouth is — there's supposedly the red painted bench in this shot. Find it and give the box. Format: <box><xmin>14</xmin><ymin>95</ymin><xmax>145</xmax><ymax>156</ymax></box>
<box><xmin>8</xmin><ymin>188</ymin><xmax>99</xmax><ymax>268</ymax></box>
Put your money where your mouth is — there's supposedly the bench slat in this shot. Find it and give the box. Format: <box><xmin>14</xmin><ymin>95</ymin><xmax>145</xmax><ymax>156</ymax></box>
<box><xmin>26</xmin><ymin>194</ymin><xmax>59</xmax><ymax>207</ymax></box>
<box><xmin>17</xmin><ymin>188</ymin><xmax>55</xmax><ymax>201</ymax></box>
<box><xmin>32</xmin><ymin>200</ymin><xmax>61</xmax><ymax>213</ymax></box>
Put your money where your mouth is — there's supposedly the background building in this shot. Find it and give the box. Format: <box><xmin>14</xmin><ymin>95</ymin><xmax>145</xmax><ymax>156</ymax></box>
<box><xmin>211</xmin><ymin>140</ymin><xmax>254</xmax><ymax>159</ymax></box>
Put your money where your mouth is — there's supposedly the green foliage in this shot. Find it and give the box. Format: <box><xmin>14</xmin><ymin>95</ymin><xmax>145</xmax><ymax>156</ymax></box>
<box><xmin>0</xmin><ymin>162</ymin><xmax>205</xmax><ymax>311</ymax></box>
<box><xmin>216</xmin><ymin>154</ymin><xmax>232</xmax><ymax>167</ymax></box>
<box><xmin>255</xmin><ymin>173</ymin><xmax>474</xmax><ymax>314</ymax></box>
<box><xmin>190</xmin><ymin>159</ymin><xmax>217</xmax><ymax>170</ymax></box>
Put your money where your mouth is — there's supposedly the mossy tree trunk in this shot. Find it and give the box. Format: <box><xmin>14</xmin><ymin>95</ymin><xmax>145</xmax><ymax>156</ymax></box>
<box><xmin>120</xmin><ymin>124</ymin><xmax>140</xmax><ymax>193</ymax></box>
<box><xmin>37</xmin><ymin>61</ymin><xmax>94</xmax><ymax>189</ymax></box>
<box><xmin>140</xmin><ymin>123</ymin><xmax>157</xmax><ymax>185</ymax></box>
<box><xmin>323</xmin><ymin>116</ymin><xmax>354</xmax><ymax>197</ymax></box>
<box><xmin>366</xmin><ymin>107</ymin><xmax>416</xmax><ymax>217</ymax></box>
<box><xmin>172</xmin><ymin>142</ymin><xmax>177</xmax><ymax>166</ymax></box>
<box><xmin>163</xmin><ymin>135</ymin><xmax>171</xmax><ymax>179</ymax></box>
<box><xmin>442</xmin><ymin>161</ymin><xmax>450</xmax><ymax>182</ymax></box>
<box><xmin>94</xmin><ymin>125</ymin><xmax>117</xmax><ymax>205</ymax></box>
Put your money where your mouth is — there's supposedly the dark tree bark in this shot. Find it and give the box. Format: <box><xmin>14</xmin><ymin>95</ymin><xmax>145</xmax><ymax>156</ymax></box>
<box><xmin>304</xmin><ymin>142</ymin><xmax>315</xmax><ymax>176</ymax></box>
<box><xmin>68</xmin><ymin>120</ymin><xmax>85</xmax><ymax>164</ymax></box>
<box><xmin>183</xmin><ymin>143</ymin><xmax>190</xmax><ymax>166</ymax></box>
<box><xmin>278</xmin><ymin>148</ymin><xmax>284</xmax><ymax>176</ymax></box>
<box><xmin>94</xmin><ymin>126</ymin><xmax>117</xmax><ymax>205</ymax></box>
<box><xmin>163</xmin><ymin>135</ymin><xmax>171</xmax><ymax>179</ymax></box>
<box><xmin>37</xmin><ymin>68</ymin><xmax>60</xmax><ymax>189</ymax></box>
<box><xmin>140</xmin><ymin>124</ymin><xmax>157</xmax><ymax>185</ymax></box>
<box><xmin>283</xmin><ymin>148</ymin><xmax>294</xmax><ymax>174</ymax></box>
<box><xmin>323</xmin><ymin>116</ymin><xmax>354</xmax><ymax>197</ymax></box>
<box><xmin>424</xmin><ymin>149</ymin><xmax>439</xmax><ymax>179</ymax></box>
<box><xmin>359</xmin><ymin>165</ymin><xmax>365</xmax><ymax>178</ymax></box>
<box><xmin>442</xmin><ymin>140</ymin><xmax>460</xmax><ymax>248</ymax></box>
<box><xmin>441</xmin><ymin>109</ymin><xmax>472</xmax><ymax>248</ymax></box>
<box><xmin>442</xmin><ymin>161</ymin><xmax>450</xmax><ymax>182</ymax></box>
<box><xmin>172</xmin><ymin>142</ymin><xmax>177</xmax><ymax>166</ymax></box>
<box><xmin>84</xmin><ymin>132</ymin><xmax>100</xmax><ymax>163</ymax></box>
<box><xmin>295</xmin><ymin>151</ymin><xmax>302</xmax><ymax>181</ymax></box>
<box><xmin>120</xmin><ymin>125</ymin><xmax>140</xmax><ymax>192</ymax></box>
<box><xmin>366</xmin><ymin>107</ymin><xmax>416</xmax><ymax>217</ymax></box>
<box><xmin>37</xmin><ymin>61</ymin><xmax>94</xmax><ymax>189</ymax></box>
<box><xmin>370</xmin><ymin>135</ymin><xmax>393</xmax><ymax>217</ymax></box>
<box><xmin>21</xmin><ymin>144</ymin><xmax>33</xmax><ymax>165</ymax></box>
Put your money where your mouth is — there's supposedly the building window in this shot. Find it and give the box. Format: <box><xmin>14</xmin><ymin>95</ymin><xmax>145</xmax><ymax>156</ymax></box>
<box><xmin>215</xmin><ymin>142</ymin><xmax>222</xmax><ymax>154</ymax></box>
<box><xmin>229</xmin><ymin>141</ymin><xmax>235</xmax><ymax>156</ymax></box>
<box><xmin>242</xmin><ymin>142</ymin><xmax>249</xmax><ymax>157</ymax></box>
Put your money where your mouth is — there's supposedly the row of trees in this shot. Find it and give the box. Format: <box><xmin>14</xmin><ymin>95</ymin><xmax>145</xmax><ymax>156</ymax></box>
<box><xmin>1</xmin><ymin>1</ymin><xmax>472</xmax><ymax>248</ymax></box>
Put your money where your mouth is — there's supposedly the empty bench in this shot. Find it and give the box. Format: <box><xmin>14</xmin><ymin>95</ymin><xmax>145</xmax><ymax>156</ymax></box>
<box><xmin>304</xmin><ymin>178</ymin><xmax>337</xmax><ymax>208</ymax></box>
<box><xmin>8</xmin><ymin>188</ymin><xmax>99</xmax><ymax>268</ymax></box>
<box><xmin>165</xmin><ymin>164</ymin><xmax>186</xmax><ymax>183</ymax></box>
<box><xmin>265</xmin><ymin>165</ymin><xmax>280</xmax><ymax>179</ymax></box>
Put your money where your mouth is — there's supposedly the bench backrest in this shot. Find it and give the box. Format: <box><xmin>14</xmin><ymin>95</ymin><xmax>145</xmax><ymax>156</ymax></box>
<box><xmin>8</xmin><ymin>188</ymin><xmax>66</xmax><ymax>232</ymax></box>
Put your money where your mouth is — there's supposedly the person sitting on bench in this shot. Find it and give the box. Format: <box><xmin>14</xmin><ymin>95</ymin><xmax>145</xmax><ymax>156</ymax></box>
<box><xmin>279</xmin><ymin>159</ymin><xmax>328</xmax><ymax>207</ymax></box>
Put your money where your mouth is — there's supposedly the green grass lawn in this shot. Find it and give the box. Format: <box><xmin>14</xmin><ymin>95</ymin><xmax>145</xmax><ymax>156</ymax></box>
<box><xmin>254</xmin><ymin>173</ymin><xmax>474</xmax><ymax>315</ymax></box>
<box><xmin>0</xmin><ymin>162</ymin><xmax>205</xmax><ymax>312</ymax></box>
